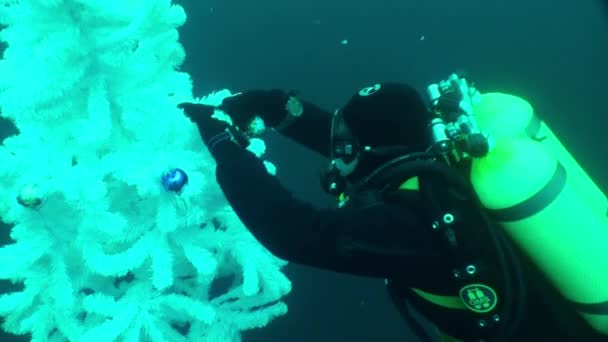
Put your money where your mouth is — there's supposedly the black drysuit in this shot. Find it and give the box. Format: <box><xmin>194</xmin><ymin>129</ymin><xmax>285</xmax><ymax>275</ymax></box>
<box><xmin>210</xmin><ymin>93</ymin><xmax>603</xmax><ymax>342</ymax></box>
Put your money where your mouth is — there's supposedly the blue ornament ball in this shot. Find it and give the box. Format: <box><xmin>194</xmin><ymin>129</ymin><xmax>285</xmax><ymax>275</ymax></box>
<box><xmin>162</xmin><ymin>168</ymin><xmax>188</xmax><ymax>193</ymax></box>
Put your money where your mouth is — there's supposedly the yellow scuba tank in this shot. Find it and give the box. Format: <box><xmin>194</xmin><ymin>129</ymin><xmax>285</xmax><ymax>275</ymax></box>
<box><xmin>472</xmin><ymin>93</ymin><xmax>607</xmax><ymax>216</ymax></box>
<box><xmin>470</xmin><ymin>92</ymin><xmax>608</xmax><ymax>334</ymax></box>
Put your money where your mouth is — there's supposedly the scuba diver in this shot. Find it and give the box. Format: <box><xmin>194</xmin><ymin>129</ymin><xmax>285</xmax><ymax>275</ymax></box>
<box><xmin>178</xmin><ymin>75</ymin><xmax>608</xmax><ymax>342</ymax></box>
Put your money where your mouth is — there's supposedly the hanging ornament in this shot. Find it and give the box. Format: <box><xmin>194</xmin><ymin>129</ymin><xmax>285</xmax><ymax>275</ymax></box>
<box><xmin>17</xmin><ymin>183</ymin><xmax>43</xmax><ymax>209</ymax></box>
<box><xmin>161</xmin><ymin>168</ymin><xmax>188</xmax><ymax>193</ymax></box>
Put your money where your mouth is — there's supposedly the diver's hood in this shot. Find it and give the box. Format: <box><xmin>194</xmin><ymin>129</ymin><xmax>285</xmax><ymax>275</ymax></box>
<box><xmin>338</xmin><ymin>82</ymin><xmax>433</xmax><ymax>183</ymax></box>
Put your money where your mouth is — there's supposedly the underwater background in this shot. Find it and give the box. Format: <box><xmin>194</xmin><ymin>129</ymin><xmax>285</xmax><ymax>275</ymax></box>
<box><xmin>1</xmin><ymin>0</ymin><xmax>608</xmax><ymax>341</ymax></box>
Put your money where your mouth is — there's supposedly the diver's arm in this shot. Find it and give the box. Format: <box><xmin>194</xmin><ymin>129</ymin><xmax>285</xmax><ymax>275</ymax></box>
<box><xmin>220</xmin><ymin>89</ymin><xmax>332</xmax><ymax>157</ymax></box>
<box><xmin>275</xmin><ymin>99</ymin><xmax>332</xmax><ymax>158</ymax></box>
<box><xmin>213</xmin><ymin>142</ymin><xmax>442</xmax><ymax>279</ymax></box>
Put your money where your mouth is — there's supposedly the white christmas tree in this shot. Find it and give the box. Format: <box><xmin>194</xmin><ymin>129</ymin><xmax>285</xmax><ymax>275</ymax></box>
<box><xmin>0</xmin><ymin>1</ymin><xmax>291</xmax><ymax>341</ymax></box>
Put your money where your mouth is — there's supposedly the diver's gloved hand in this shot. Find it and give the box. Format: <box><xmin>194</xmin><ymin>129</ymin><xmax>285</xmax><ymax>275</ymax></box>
<box><xmin>219</xmin><ymin>89</ymin><xmax>303</xmax><ymax>132</ymax></box>
<box><xmin>178</xmin><ymin>102</ymin><xmax>250</xmax><ymax>163</ymax></box>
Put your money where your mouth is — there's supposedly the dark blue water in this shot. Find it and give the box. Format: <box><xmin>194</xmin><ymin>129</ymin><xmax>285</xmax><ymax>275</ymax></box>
<box><xmin>2</xmin><ymin>0</ymin><xmax>608</xmax><ymax>341</ymax></box>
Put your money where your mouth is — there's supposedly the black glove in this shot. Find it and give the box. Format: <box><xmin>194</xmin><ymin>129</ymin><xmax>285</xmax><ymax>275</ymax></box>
<box><xmin>219</xmin><ymin>89</ymin><xmax>301</xmax><ymax>132</ymax></box>
<box><xmin>178</xmin><ymin>102</ymin><xmax>249</xmax><ymax>162</ymax></box>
